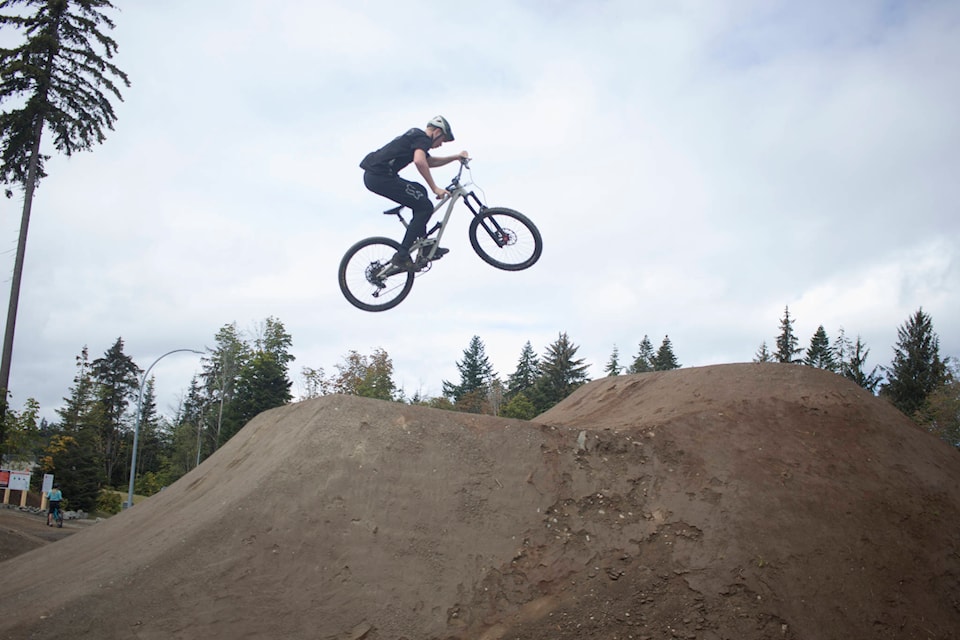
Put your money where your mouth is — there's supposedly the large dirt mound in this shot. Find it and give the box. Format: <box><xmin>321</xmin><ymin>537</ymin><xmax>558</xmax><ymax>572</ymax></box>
<box><xmin>0</xmin><ymin>363</ymin><xmax>957</xmax><ymax>640</ymax></box>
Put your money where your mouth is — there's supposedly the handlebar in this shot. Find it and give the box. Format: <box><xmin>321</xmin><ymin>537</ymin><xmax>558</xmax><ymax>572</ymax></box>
<box><xmin>448</xmin><ymin>157</ymin><xmax>470</xmax><ymax>188</ymax></box>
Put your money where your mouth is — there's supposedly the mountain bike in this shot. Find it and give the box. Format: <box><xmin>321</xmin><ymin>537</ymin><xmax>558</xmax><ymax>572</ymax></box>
<box><xmin>49</xmin><ymin>504</ymin><xmax>63</xmax><ymax>528</ymax></box>
<box><xmin>339</xmin><ymin>160</ymin><xmax>542</xmax><ymax>312</ymax></box>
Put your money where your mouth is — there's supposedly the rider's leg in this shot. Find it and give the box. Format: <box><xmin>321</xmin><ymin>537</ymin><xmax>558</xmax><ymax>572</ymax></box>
<box><xmin>363</xmin><ymin>172</ymin><xmax>433</xmax><ymax>253</ymax></box>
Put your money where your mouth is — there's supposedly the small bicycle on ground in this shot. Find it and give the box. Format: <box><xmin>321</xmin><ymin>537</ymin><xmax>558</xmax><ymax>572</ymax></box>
<box><xmin>338</xmin><ymin>160</ymin><xmax>542</xmax><ymax>311</ymax></box>
<box><xmin>49</xmin><ymin>504</ymin><xmax>63</xmax><ymax>528</ymax></box>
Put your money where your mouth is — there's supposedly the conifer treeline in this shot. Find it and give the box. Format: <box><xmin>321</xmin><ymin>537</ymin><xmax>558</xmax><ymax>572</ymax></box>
<box><xmin>2</xmin><ymin>308</ymin><xmax>955</xmax><ymax>511</ymax></box>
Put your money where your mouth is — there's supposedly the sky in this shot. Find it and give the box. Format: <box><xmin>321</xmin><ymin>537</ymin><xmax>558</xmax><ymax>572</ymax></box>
<box><xmin>1</xmin><ymin>0</ymin><xmax>958</xmax><ymax>424</ymax></box>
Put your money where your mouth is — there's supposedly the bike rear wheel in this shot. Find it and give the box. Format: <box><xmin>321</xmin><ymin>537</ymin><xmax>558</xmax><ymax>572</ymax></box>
<box><xmin>338</xmin><ymin>236</ymin><xmax>415</xmax><ymax>312</ymax></box>
<box><xmin>468</xmin><ymin>207</ymin><xmax>542</xmax><ymax>271</ymax></box>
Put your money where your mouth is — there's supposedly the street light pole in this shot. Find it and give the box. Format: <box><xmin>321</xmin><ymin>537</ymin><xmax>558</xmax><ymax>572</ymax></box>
<box><xmin>126</xmin><ymin>348</ymin><xmax>203</xmax><ymax>509</ymax></box>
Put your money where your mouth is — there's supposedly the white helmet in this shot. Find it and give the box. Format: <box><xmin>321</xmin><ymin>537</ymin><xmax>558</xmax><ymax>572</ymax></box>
<box><xmin>427</xmin><ymin>115</ymin><xmax>454</xmax><ymax>141</ymax></box>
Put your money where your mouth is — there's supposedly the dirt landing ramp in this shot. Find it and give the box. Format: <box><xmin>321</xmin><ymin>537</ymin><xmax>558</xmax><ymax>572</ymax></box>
<box><xmin>0</xmin><ymin>363</ymin><xmax>957</xmax><ymax>640</ymax></box>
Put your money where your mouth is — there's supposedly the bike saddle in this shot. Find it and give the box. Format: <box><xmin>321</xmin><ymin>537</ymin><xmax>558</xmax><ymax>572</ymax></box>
<box><xmin>383</xmin><ymin>206</ymin><xmax>403</xmax><ymax>216</ymax></box>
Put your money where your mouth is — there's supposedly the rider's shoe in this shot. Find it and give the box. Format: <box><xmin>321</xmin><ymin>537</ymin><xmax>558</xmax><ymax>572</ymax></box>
<box><xmin>390</xmin><ymin>249</ymin><xmax>416</xmax><ymax>271</ymax></box>
<box><xmin>419</xmin><ymin>246</ymin><xmax>449</xmax><ymax>261</ymax></box>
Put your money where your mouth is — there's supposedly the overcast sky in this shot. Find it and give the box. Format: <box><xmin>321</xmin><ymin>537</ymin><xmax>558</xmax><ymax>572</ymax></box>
<box><xmin>2</xmin><ymin>0</ymin><xmax>958</xmax><ymax>424</ymax></box>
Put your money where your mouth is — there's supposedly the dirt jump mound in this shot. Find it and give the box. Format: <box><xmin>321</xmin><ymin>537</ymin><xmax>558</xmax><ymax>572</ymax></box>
<box><xmin>0</xmin><ymin>363</ymin><xmax>957</xmax><ymax>640</ymax></box>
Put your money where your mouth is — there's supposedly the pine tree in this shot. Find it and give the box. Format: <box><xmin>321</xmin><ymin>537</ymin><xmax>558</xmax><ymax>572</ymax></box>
<box><xmin>443</xmin><ymin>336</ymin><xmax>495</xmax><ymax>412</ymax></box>
<box><xmin>160</xmin><ymin>378</ymin><xmax>207</xmax><ymax>482</ymax></box>
<box><xmin>91</xmin><ymin>338</ymin><xmax>141</xmax><ymax>486</ymax></box>
<box><xmin>628</xmin><ymin>336</ymin><xmax>655</xmax><ymax>373</ymax></box>
<box><xmin>604</xmin><ymin>345</ymin><xmax>622</xmax><ymax>376</ymax></box>
<box><xmin>507</xmin><ymin>341</ymin><xmax>540</xmax><ymax>398</ymax></box>
<box><xmin>0</xmin><ymin>0</ymin><xmax>130</xmax><ymax>454</ymax></box>
<box><xmin>840</xmin><ymin>334</ymin><xmax>882</xmax><ymax>393</ymax></box>
<box><xmin>132</xmin><ymin>377</ymin><xmax>163</xmax><ymax>483</ymax></box>
<box><xmin>804</xmin><ymin>325</ymin><xmax>837</xmax><ymax>371</ymax></box>
<box><xmin>529</xmin><ymin>332</ymin><xmax>590</xmax><ymax>413</ymax></box>
<box><xmin>218</xmin><ymin>319</ymin><xmax>293</xmax><ymax>443</ymax></box>
<box><xmin>915</xmin><ymin>362</ymin><xmax>959</xmax><ymax>449</ymax></box>
<box><xmin>56</xmin><ymin>345</ymin><xmax>95</xmax><ymax>431</ymax></box>
<box><xmin>201</xmin><ymin>322</ymin><xmax>248</xmax><ymax>451</ymax></box>
<box><xmin>775</xmin><ymin>306</ymin><xmax>802</xmax><ymax>364</ymax></box>
<box><xmin>42</xmin><ymin>429</ymin><xmax>102</xmax><ymax>511</ymax></box>
<box><xmin>754</xmin><ymin>341</ymin><xmax>773</xmax><ymax>363</ymax></box>
<box><xmin>653</xmin><ymin>335</ymin><xmax>680</xmax><ymax>371</ymax></box>
<box><xmin>881</xmin><ymin>308</ymin><xmax>947</xmax><ymax>417</ymax></box>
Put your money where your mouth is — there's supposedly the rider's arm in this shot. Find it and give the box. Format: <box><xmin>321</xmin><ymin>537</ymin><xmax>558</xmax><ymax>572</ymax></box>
<box><xmin>413</xmin><ymin>148</ymin><xmax>446</xmax><ymax>197</ymax></box>
<box><xmin>427</xmin><ymin>151</ymin><xmax>470</xmax><ymax>168</ymax></box>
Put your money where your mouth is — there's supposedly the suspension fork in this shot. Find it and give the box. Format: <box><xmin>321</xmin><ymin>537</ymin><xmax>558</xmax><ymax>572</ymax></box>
<box><xmin>462</xmin><ymin>190</ymin><xmax>510</xmax><ymax>247</ymax></box>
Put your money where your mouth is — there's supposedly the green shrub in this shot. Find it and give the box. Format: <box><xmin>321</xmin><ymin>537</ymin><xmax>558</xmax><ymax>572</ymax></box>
<box><xmin>96</xmin><ymin>490</ymin><xmax>122</xmax><ymax>515</ymax></box>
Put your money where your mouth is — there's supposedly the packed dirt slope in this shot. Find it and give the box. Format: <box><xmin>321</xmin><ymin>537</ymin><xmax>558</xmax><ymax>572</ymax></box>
<box><xmin>0</xmin><ymin>363</ymin><xmax>957</xmax><ymax>640</ymax></box>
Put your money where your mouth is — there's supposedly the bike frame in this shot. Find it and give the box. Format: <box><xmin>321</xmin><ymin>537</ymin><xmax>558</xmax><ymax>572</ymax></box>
<box><xmin>384</xmin><ymin>162</ymin><xmax>487</xmax><ymax>261</ymax></box>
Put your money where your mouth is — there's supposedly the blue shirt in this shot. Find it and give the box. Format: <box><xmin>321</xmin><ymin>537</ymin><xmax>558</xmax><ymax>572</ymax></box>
<box><xmin>48</xmin><ymin>489</ymin><xmax>62</xmax><ymax>502</ymax></box>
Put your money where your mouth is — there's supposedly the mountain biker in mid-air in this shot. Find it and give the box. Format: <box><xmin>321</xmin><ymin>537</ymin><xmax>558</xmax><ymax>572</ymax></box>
<box><xmin>360</xmin><ymin>115</ymin><xmax>470</xmax><ymax>271</ymax></box>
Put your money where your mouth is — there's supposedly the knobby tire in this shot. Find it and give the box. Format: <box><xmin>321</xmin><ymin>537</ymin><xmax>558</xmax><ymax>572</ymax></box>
<box><xmin>338</xmin><ymin>236</ymin><xmax>415</xmax><ymax>312</ymax></box>
<box><xmin>468</xmin><ymin>207</ymin><xmax>542</xmax><ymax>271</ymax></box>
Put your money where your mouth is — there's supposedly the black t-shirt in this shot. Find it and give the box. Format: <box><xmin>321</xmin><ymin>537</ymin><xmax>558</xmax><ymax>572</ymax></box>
<box><xmin>360</xmin><ymin>128</ymin><xmax>432</xmax><ymax>175</ymax></box>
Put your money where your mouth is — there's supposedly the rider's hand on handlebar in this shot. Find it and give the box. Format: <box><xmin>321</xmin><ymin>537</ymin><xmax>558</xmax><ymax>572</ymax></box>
<box><xmin>433</xmin><ymin>186</ymin><xmax>449</xmax><ymax>199</ymax></box>
<box><xmin>458</xmin><ymin>150</ymin><xmax>471</xmax><ymax>165</ymax></box>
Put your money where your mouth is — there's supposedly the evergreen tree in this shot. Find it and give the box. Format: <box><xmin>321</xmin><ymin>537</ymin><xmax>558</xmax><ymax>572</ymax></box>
<box><xmin>442</xmin><ymin>336</ymin><xmax>495</xmax><ymax>413</ymax></box>
<box><xmin>628</xmin><ymin>336</ymin><xmax>655</xmax><ymax>373</ymax></box>
<box><xmin>201</xmin><ymin>322</ymin><xmax>248</xmax><ymax>452</ymax></box>
<box><xmin>653</xmin><ymin>335</ymin><xmax>680</xmax><ymax>371</ymax></box>
<box><xmin>42</xmin><ymin>430</ymin><xmax>101</xmax><ymax>511</ymax></box>
<box><xmin>132</xmin><ymin>377</ymin><xmax>164</xmax><ymax>482</ymax></box>
<box><xmin>841</xmin><ymin>334</ymin><xmax>882</xmax><ymax>393</ymax></box>
<box><xmin>56</xmin><ymin>345</ymin><xmax>95</xmax><ymax>430</ymax></box>
<box><xmin>915</xmin><ymin>362</ymin><xmax>959</xmax><ymax>449</ymax></box>
<box><xmin>91</xmin><ymin>337</ymin><xmax>140</xmax><ymax>486</ymax></box>
<box><xmin>0</xmin><ymin>0</ymin><xmax>129</xmax><ymax>454</ymax></box>
<box><xmin>50</xmin><ymin>345</ymin><xmax>102</xmax><ymax>497</ymax></box>
<box><xmin>881</xmin><ymin>308</ymin><xmax>947</xmax><ymax>417</ymax></box>
<box><xmin>224</xmin><ymin>350</ymin><xmax>292</xmax><ymax>441</ymax></box>
<box><xmin>203</xmin><ymin>317</ymin><xmax>294</xmax><ymax>447</ymax></box>
<box><xmin>775</xmin><ymin>306</ymin><xmax>802</xmax><ymax>363</ymax></box>
<box><xmin>604</xmin><ymin>345</ymin><xmax>622</xmax><ymax>376</ymax></box>
<box><xmin>160</xmin><ymin>379</ymin><xmax>207</xmax><ymax>483</ymax></box>
<box><xmin>529</xmin><ymin>332</ymin><xmax>590</xmax><ymax>413</ymax></box>
<box><xmin>255</xmin><ymin>316</ymin><xmax>296</xmax><ymax>375</ymax></box>
<box><xmin>804</xmin><ymin>325</ymin><xmax>837</xmax><ymax>371</ymax></box>
<box><xmin>754</xmin><ymin>341</ymin><xmax>773</xmax><ymax>363</ymax></box>
<box><xmin>507</xmin><ymin>341</ymin><xmax>540</xmax><ymax>398</ymax></box>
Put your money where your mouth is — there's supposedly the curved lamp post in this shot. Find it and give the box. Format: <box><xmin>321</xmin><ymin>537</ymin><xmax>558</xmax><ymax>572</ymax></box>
<box><xmin>126</xmin><ymin>348</ymin><xmax>203</xmax><ymax>508</ymax></box>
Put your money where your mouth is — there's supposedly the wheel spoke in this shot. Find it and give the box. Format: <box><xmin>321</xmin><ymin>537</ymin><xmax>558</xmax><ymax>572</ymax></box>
<box><xmin>339</xmin><ymin>237</ymin><xmax>415</xmax><ymax>311</ymax></box>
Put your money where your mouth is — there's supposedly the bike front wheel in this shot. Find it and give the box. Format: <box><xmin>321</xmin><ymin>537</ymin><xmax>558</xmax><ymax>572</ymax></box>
<box><xmin>468</xmin><ymin>207</ymin><xmax>542</xmax><ymax>271</ymax></box>
<box><xmin>338</xmin><ymin>237</ymin><xmax>415</xmax><ymax>312</ymax></box>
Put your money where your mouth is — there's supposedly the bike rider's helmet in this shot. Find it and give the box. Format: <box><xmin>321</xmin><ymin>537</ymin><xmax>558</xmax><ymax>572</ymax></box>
<box><xmin>427</xmin><ymin>115</ymin><xmax>455</xmax><ymax>142</ymax></box>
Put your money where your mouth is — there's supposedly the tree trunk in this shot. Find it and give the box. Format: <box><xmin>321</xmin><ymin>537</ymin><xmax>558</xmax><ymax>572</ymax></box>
<box><xmin>0</xmin><ymin>117</ymin><xmax>44</xmax><ymax>456</ymax></box>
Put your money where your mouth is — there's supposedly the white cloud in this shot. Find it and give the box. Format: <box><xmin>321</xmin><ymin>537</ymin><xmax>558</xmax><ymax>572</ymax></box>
<box><xmin>2</xmin><ymin>0</ymin><xmax>958</xmax><ymax>421</ymax></box>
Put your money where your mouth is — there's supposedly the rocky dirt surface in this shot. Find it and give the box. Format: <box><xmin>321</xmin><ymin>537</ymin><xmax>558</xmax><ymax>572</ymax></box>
<box><xmin>0</xmin><ymin>363</ymin><xmax>957</xmax><ymax>640</ymax></box>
